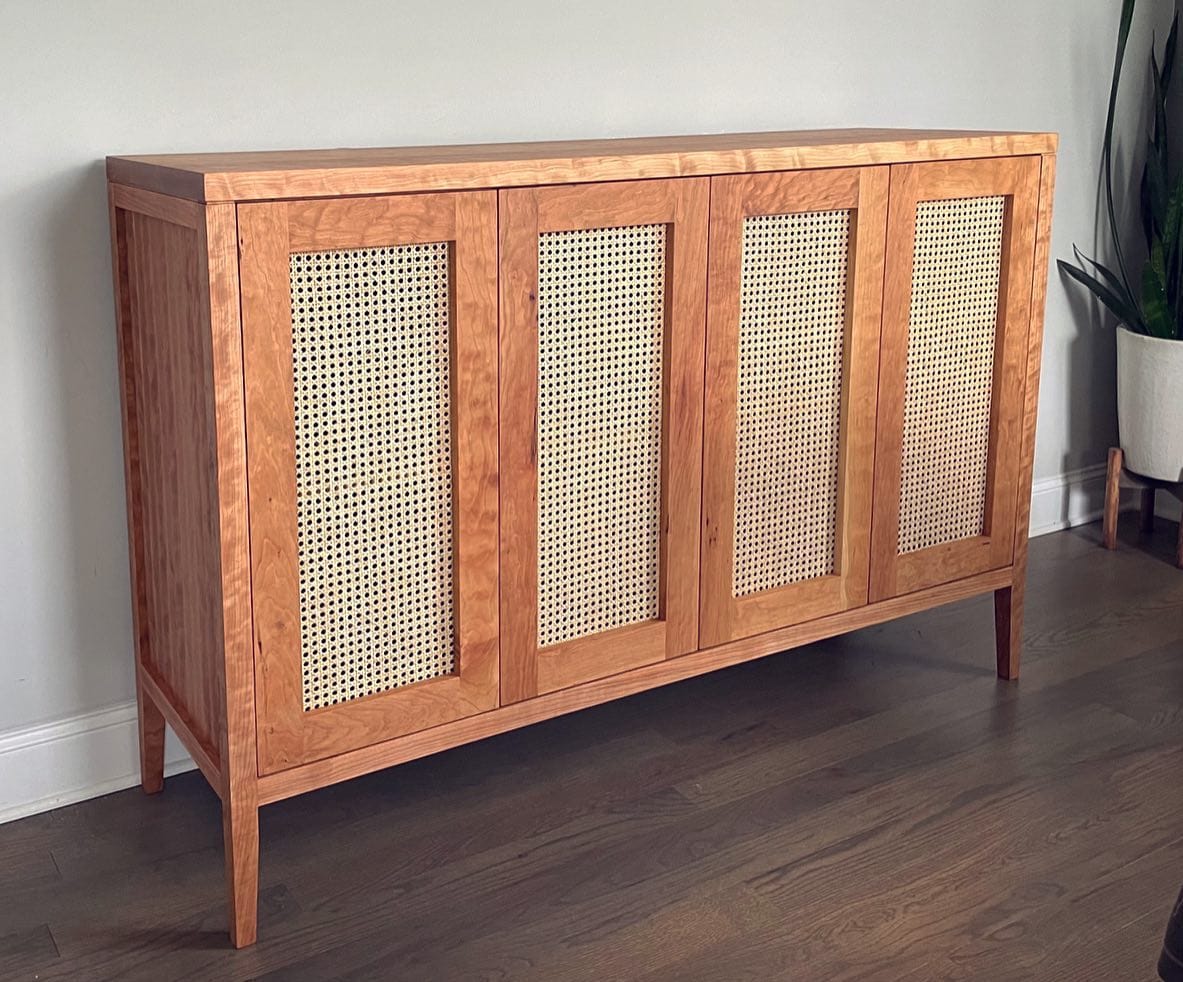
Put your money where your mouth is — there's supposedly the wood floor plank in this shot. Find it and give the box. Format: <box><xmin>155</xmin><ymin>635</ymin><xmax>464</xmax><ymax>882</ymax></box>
<box><xmin>635</xmin><ymin>718</ymin><xmax>1183</xmax><ymax>980</ymax></box>
<box><xmin>0</xmin><ymin>923</ymin><xmax>59</xmax><ymax>979</ymax></box>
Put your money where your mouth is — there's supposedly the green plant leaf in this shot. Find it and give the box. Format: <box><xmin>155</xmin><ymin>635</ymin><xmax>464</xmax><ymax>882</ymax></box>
<box><xmin>1102</xmin><ymin>0</ymin><xmax>1139</xmax><ymax>302</ymax></box>
<box><xmin>1062</xmin><ymin>0</ymin><xmax>1183</xmax><ymax>341</ymax></box>
<box><xmin>1146</xmin><ymin>136</ymin><xmax>1169</xmax><ymax>239</ymax></box>
<box><xmin>1163</xmin><ymin>10</ymin><xmax>1179</xmax><ymax>90</ymax></box>
<box><xmin>1074</xmin><ymin>245</ymin><xmax>1142</xmax><ymax>313</ymax></box>
<box><xmin>1141</xmin><ymin>242</ymin><xmax>1175</xmax><ymax>337</ymax></box>
<box><xmin>1141</xmin><ymin>42</ymin><xmax>1170</xmax><ymax>247</ymax></box>
<box><xmin>1059</xmin><ymin>257</ymin><xmax>1142</xmax><ymax>329</ymax></box>
<box><xmin>1163</xmin><ymin>178</ymin><xmax>1183</xmax><ymax>298</ymax></box>
<box><xmin>1152</xmin><ymin>46</ymin><xmax>1168</xmax><ymax>168</ymax></box>
<box><xmin>1141</xmin><ymin>169</ymin><xmax>1157</xmax><ymax>251</ymax></box>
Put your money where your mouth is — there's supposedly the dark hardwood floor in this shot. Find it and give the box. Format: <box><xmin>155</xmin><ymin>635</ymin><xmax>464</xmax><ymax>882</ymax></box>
<box><xmin>2</xmin><ymin>517</ymin><xmax>1182</xmax><ymax>981</ymax></box>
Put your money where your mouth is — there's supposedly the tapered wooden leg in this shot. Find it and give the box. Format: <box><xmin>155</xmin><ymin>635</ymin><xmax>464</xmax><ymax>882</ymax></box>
<box><xmin>994</xmin><ymin>582</ymin><xmax>1023</xmax><ymax>681</ymax></box>
<box><xmin>136</xmin><ymin>678</ymin><xmax>166</xmax><ymax>795</ymax></box>
<box><xmin>1140</xmin><ymin>488</ymin><xmax>1156</xmax><ymax>534</ymax></box>
<box><xmin>222</xmin><ymin>794</ymin><xmax>259</xmax><ymax>948</ymax></box>
<box><xmin>1103</xmin><ymin>447</ymin><xmax>1122</xmax><ymax>550</ymax></box>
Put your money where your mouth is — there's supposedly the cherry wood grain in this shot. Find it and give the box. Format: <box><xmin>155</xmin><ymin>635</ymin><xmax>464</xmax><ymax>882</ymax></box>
<box><xmin>110</xmin><ymin>183</ymin><xmax>202</xmax><ymax>229</ymax></box>
<box><xmin>133</xmin><ymin>679</ymin><xmax>165</xmax><ymax>796</ymax></box>
<box><xmin>498</xmin><ymin>177</ymin><xmax>708</xmax><ymax>704</ymax></box>
<box><xmin>109</xmin><ymin>186</ymin><xmax>163</xmax><ymax>797</ymax></box>
<box><xmin>535</xmin><ymin>622</ymin><xmax>668</xmax><ymax>695</ymax></box>
<box><xmin>870</xmin><ymin>155</ymin><xmax>1041</xmax><ymax>602</ymax></box>
<box><xmin>239</xmin><ymin>192</ymin><xmax>500</xmax><ymax>775</ymax></box>
<box><xmin>201</xmin><ymin>202</ymin><xmax>259</xmax><ymax>948</ymax></box>
<box><xmin>286</xmin><ymin>193</ymin><xmax>461</xmax><ymax>251</ymax></box>
<box><xmin>699</xmin><ymin>166</ymin><xmax>887</xmax><ymax>647</ymax></box>
<box><xmin>497</xmin><ymin>187</ymin><xmax>541</xmax><ymax>705</ymax></box>
<box><xmin>995</xmin><ymin>152</ymin><xmax>1057</xmax><ymax>680</ymax></box>
<box><xmin>257</xmin><ymin>565</ymin><xmax>1014</xmax><ymax>804</ymax></box>
<box><xmin>109</xmin><ymin>186</ymin><xmax>260</xmax><ymax>945</ymax></box>
<box><xmin>136</xmin><ymin>665</ymin><xmax>221</xmax><ymax>795</ymax></box>
<box><xmin>110</xmin><ymin>196</ymin><xmax>226</xmax><ymax>773</ymax></box>
<box><xmin>237</xmin><ymin>201</ymin><xmax>301</xmax><ymax>773</ymax></box>
<box><xmin>106</xmin><ymin>129</ymin><xmax>1058</xmax><ymax>202</ymax></box>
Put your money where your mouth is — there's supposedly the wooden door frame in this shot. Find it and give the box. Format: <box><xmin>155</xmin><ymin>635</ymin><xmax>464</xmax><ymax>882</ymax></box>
<box><xmin>699</xmin><ymin>167</ymin><xmax>888</xmax><ymax>648</ymax></box>
<box><xmin>869</xmin><ymin>156</ymin><xmax>1041</xmax><ymax>601</ymax></box>
<box><xmin>239</xmin><ymin>191</ymin><xmax>500</xmax><ymax>775</ymax></box>
<box><xmin>499</xmin><ymin>178</ymin><xmax>709</xmax><ymax>703</ymax></box>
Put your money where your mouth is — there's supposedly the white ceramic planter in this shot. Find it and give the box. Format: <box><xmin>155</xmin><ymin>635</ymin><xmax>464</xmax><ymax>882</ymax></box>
<box><xmin>1117</xmin><ymin>326</ymin><xmax>1183</xmax><ymax>481</ymax></box>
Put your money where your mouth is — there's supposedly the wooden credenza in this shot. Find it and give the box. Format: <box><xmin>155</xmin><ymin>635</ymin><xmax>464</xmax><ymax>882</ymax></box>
<box><xmin>106</xmin><ymin>129</ymin><xmax>1057</xmax><ymax>947</ymax></box>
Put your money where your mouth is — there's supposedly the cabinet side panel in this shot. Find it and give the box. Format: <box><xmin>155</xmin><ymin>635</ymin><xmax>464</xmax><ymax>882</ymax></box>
<box><xmin>119</xmin><ymin>207</ymin><xmax>225</xmax><ymax>764</ymax></box>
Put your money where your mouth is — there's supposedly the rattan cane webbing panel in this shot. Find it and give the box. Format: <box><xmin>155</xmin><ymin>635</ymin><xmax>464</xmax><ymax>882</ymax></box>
<box><xmin>536</xmin><ymin>224</ymin><xmax>666</xmax><ymax>648</ymax></box>
<box><xmin>732</xmin><ymin>210</ymin><xmax>851</xmax><ymax>597</ymax></box>
<box><xmin>290</xmin><ymin>243</ymin><xmax>455</xmax><ymax>712</ymax></box>
<box><xmin>898</xmin><ymin>195</ymin><xmax>1006</xmax><ymax>555</ymax></box>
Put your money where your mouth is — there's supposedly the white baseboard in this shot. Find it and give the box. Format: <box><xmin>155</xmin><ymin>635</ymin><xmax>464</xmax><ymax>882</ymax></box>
<box><xmin>1028</xmin><ymin>463</ymin><xmax>1112</xmax><ymax>537</ymax></box>
<box><xmin>0</xmin><ymin>702</ymin><xmax>195</xmax><ymax>825</ymax></box>
<box><xmin>1</xmin><ymin>467</ymin><xmax>1178</xmax><ymax>826</ymax></box>
<box><xmin>1028</xmin><ymin>462</ymin><xmax>1181</xmax><ymax>537</ymax></box>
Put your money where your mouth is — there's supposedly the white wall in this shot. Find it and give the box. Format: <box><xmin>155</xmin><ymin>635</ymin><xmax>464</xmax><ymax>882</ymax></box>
<box><xmin>0</xmin><ymin>0</ymin><xmax>1173</xmax><ymax>819</ymax></box>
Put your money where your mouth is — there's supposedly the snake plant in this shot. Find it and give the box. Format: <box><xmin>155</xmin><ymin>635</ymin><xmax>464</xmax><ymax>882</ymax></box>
<box><xmin>1059</xmin><ymin>0</ymin><xmax>1182</xmax><ymax>340</ymax></box>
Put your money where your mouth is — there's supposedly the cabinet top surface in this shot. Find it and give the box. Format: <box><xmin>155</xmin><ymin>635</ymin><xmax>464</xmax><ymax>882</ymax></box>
<box><xmin>107</xmin><ymin>128</ymin><xmax>1057</xmax><ymax>203</ymax></box>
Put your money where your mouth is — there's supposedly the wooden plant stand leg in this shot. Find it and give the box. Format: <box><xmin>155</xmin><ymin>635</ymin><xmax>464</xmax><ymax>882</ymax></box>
<box><xmin>1103</xmin><ymin>447</ymin><xmax>1123</xmax><ymax>550</ymax></box>
<box><xmin>136</xmin><ymin>679</ymin><xmax>166</xmax><ymax>795</ymax></box>
<box><xmin>1101</xmin><ymin>445</ymin><xmax>1183</xmax><ymax>568</ymax></box>
<box><xmin>1140</xmin><ymin>488</ymin><xmax>1157</xmax><ymax>533</ymax></box>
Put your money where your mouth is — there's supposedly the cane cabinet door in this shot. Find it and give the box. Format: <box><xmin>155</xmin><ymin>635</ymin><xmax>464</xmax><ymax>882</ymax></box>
<box><xmin>699</xmin><ymin>167</ymin><xmax>888</xmax><ymax>647</ymax></box>
<box><xmin>239</xmin><ymin>192</ymin><xmax>499</xmax><ymax>774</ymax></box>
<box><xmin>499</xmin><ymin>179</ymin><xmax>709</xmax><ymax>702</ymax></box>
<box><xmin>870</xmin><ymin>156</ymin><xmax>1040</xmax><ymax>601</ymax></box>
